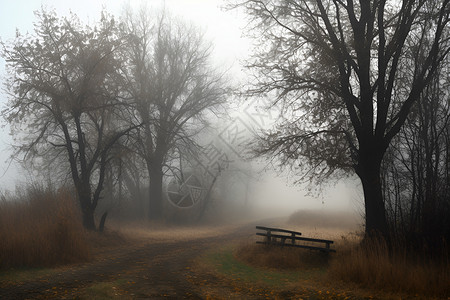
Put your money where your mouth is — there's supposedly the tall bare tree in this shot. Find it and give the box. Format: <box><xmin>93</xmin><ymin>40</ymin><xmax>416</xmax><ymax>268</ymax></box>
<box><xmin>236</xmin><ymin>0</ymin><xmax>450</xmax><ymax>236</ymax></box>
<box><xmin>382</xmin><ymin>51</ymin><xmax>450</xmax><ymax>248</ymax></box>
<box><xmin>120</xmin><ymin>8</ymin><xmax>229</xmax><ymax>219</ymax></box>
<box><xmin>1</xmin><ymin>10</ymin><xmax>137</xmax><ymax>230</ymax></box>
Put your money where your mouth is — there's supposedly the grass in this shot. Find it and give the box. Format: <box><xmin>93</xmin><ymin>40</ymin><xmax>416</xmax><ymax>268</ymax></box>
<box><xmin>200</xmin><ymin>244</ymin><xmax>352</xmax><ymax>299</ymax></box>
<box><xmin>208</xmin><ymin>245</ymin><xmax>306</xmax><ymax>286</ymax></box>
<box><xmin>235</xmin><ymin>242</ymin><xmax>330</xmax><ymax>273</ymax></box>
<box><xmin>79</xmin><ymin>279</ymin><xmax>130</xmax><ymax>300</ymax></box>
<box><xmin>0</xmin><ymin>185</ymin><xmax>90</xmax><ymax>268</ymax></box>
<box><xmin>227</xmin><ymin>211</ymin><xmax>450</xmax><ymax>299</ymax></box>
<box><xmin>287</xmin><ymin>209</ymin><xmax>362</xmax><ymax>230</ymax></box>
<box><xmin>286</xmin><ymin>210</ymin><xmax>450</xmax><ymax>297</ymax></box>
<box><xmin>114</xmin><ymin>220</ymin><xmax>245</xmax><ymax>243</ymax></box>
<box><xmin>329</xmin><ymin>235</ymin><xmax>450</xmax><ymax>298</ymax></box>
<box><xmin>0</xmin><ymin>266</ymin><xmax>57</xmax><ymax>285</ymax></box>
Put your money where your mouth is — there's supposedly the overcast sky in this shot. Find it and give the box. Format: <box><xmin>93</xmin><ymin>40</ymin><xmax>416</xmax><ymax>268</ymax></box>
<box><xmin>0</xmin><ymin>0</ymin><xmax>250</xmax><ymax>191</ymax></box>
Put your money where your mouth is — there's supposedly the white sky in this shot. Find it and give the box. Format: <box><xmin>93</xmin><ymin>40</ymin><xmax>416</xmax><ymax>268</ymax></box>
<box><xmin>0</xmin><ymin>0</ymin><xmax>250</xmax><ymax>191</ymax></box>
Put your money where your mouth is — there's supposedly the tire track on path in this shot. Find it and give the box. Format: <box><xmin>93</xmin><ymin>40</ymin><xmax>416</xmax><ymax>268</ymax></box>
<box><xmin>0</xmin><ymin>222</ymin><xmax>257</xmax><ymax>299</ymax></box>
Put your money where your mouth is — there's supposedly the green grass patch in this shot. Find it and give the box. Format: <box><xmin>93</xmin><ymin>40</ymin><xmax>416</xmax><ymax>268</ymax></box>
<box><xmin>0</xmin><ymin>267</ymin><xmax>57</xmax><ymax>285</ymax></box>
<box><xmin>80</xmin><ymin>279</ymin><xmax>129</xmax><ymax>300</ymax></box>
<box><xmin>199</xmin><ymin>245</ymin><xmax>351</xmax><ymax>299</ymax></box>
<box><xmin>205</xmin><ymin>245</ymin><xmax>326</xmax><ymax>287</ymax></box>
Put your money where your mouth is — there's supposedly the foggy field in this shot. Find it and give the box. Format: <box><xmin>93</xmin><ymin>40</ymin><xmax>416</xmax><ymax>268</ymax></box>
<box><xmin>1</xmin><ymin>190</ymin><xmax>448</xmax><ymax>300</ymax></box>
<box><xmin>0</xmin><ymin>159</ymin><xmax>446</xmax><ymax>299</ymax></box>
<box><xmin>0</xmin><ymin>0</ymin><xmax>449</xmax><ymax>299</ymax></box>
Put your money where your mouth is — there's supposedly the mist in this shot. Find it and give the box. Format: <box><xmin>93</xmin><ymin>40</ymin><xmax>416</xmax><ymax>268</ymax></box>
<box><xmin>1</xmin><ymin>1</ymin><xmax>448</xmax><ymax>299</ymax></box>
<box><xmin>0</xmin><ymin>0</ymin><xmax>362</xmax><ymax>224</ymax></box>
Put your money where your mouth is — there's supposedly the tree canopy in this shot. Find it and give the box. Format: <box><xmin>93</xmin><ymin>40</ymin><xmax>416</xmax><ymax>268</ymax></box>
<box><xmin>119</xmin><ymin>8</ymin><xmax>230</xmax><ymax>219</ymax></box>
<box><xmin>1</xmin><ymin>6</ymin><xmax>230</xmax><ymax>226</ymax></box>
<box><xmin>237</xmin><ymin>0</ymin><xmax>450</xmax><ymax>236</ymax></box>
<box><xmin>1</xmin><ymin>9</ymin><xmax>135</xmax><ymax>229</ymax></box>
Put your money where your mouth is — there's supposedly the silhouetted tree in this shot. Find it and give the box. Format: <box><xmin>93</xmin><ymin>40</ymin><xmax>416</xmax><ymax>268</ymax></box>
<box><xmin>236</xmin><ymin>0</ymin><xmax>450</xmax><ymax>236</ymax></box>
<box><xmin>382</xmin><ymin>51</ymin><xmax>450</xmax><ymax>248</ymax></box>
<box><xmin>120</xmin><ymin>8</ymin><xmax>229</xmax><ymax>220</ymax></box>
<box><xmin>1</xmin><ymin>10</ymin><xmax>137</xmax><ymax>230</ymax></box>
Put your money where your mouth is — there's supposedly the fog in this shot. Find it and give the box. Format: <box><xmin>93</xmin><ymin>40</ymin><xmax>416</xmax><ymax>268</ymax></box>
<box><xmin>1</xmin><ymin>2</ymin><xmax>448</xmax><ymax>299</ymax></box>
<box><xmin>248</xmin><ymin>173</ymin><xmax>361</xmax><ymax>214</ymax></box>
<box><xmin>0</xmin><ymin>0</ymin><xmax>248</xmax><ymax>192</ymax></box>
<box><xmin>0</xmin><ymin>0</ymin><xmax>364</xmax><ymax>227</ymax></box>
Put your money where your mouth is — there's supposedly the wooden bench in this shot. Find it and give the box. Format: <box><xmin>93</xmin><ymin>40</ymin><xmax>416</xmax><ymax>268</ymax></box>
<box><xmin>256</xmin><ymin>225</ymin><xmax>336</xmax><ymax>253</ymax></box>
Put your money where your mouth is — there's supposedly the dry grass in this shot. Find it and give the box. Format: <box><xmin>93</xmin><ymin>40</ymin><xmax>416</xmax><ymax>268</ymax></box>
<box><xmin>329</xmin><ymin>235</ymin><xmax>450</xmax><ymax>298</ymax></box>
<box><xmin>0</xmin><ymin>186</ymin><xmax>91</xmax><ymax>268</ymax></box>
<box><xmin>288</xmin><ymin>209</ymin><xmax>362</xmax><ymax>230</ymax></box>
<box><xmin>237</xmin><ymin>210</ymin><xmax>450</xmax><ymax>298</ymax></box>
<box><xmin>112</xmin><ymin>219</ymin><xmax>246</xmax><ymax>243</ymax></box>
<box><xmin>235</xmin><ymin>213</ymin><xmax>354</xmax><ymax>272</ymax></box>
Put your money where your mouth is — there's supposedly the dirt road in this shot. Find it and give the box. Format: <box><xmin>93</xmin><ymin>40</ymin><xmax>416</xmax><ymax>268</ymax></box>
<box><xmin>0</xmin><ymin>223</ymin><xmax>257</xmax><ymax>299</ymax></box>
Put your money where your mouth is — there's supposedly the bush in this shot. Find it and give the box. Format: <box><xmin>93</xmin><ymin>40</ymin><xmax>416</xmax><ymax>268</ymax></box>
<box><xmin>0</xmin><ymin>186</ymin><xmax>90</xmax><ymax>268</ymax></box>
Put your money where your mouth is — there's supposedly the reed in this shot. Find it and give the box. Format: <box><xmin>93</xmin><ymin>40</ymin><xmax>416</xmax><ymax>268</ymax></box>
<box><xmin>329</xmin><ymin>235</ymin><xmax>450</xmax><ymax>297</ymax></box>
<box><xmin>0</xmin><ymin>186</ymin><xmax>90</xmax><ymax>268</ymax></box>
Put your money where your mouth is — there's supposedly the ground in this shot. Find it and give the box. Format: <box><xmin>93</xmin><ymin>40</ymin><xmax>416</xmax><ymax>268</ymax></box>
<box><xmin>0</xmin><ymin>218</ymin><xmax>433</xmax><ymax>299</ymax></box>
<box><xmin>0</xmin><ymin>222</ymin><xmax>262</xmax><ymax>299</ymax></box>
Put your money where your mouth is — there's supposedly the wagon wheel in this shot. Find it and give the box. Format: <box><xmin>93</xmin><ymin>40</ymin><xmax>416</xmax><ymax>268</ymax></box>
<box><xmin>166</xmin><ymin>173</ymin><xmax>207</xmax><ymax>209</ymax></box>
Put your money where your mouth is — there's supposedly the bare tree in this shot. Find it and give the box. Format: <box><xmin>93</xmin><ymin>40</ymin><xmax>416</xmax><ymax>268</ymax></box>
<box><xmin>120</xmin><ymin>8</ymin><xmax>230</xmax><ymax>219</ymax></box>
<box><xmin>1</xmin><ymin>10</ymin><xmax>137</xmax><ymax>230</ymax></box>
<box><xmin>235</xmin><ymin>0</ymin><xmax>450</xmax><ymax>236</ymax></box>
<box><xmin>382</xmin><ymin>51</ymin><xmax>450</xmax><ymax>248</ymax></box>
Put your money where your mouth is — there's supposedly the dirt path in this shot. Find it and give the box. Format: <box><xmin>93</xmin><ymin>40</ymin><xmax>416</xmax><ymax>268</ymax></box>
<box><xmin>0</xmin><ymin>223</ymin><xmax>256</xmax><ymax>299</ymax></box>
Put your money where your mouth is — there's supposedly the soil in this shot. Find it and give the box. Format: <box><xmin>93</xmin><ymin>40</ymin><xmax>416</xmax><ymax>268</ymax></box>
<box><xmin>0</xmin><ymin>222</ymin><xmax>266</xmax><ymax>299</ymax></box>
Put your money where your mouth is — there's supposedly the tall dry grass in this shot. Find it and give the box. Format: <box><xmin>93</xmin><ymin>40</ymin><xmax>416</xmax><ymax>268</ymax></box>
<box><xmin>242</xmin><ymin>210</ymin><xmax>449</xmax><ymax>298</ymax></box>
<box><xmin>0</xmin><ymin>186</ymin><xmax>90</xmax><ymax>268</ymax></box>
<box><xmin>329</xmin><ymin>235</ymin><xmax>450</xmax><ymax>297</ymax></box>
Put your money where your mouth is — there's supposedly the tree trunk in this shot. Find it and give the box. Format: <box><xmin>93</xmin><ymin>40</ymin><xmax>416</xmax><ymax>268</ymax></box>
<box><xmin>148</xmin><ymin>166</ymin><xmax>164</xmax><ymax>220</ymax></box>
<box><xmin>80</xmin><ymin>200</ymin><xmax>96</xmax><ymax>230</ymax></box>
<box><xmin>357</xmin><ymin>146</ymin><xmax>389</xmax><ymax>238</ymax></box>
<box><xmin>77</xmin><ymin>182</ymin><xmax>96</xmax><ymax>230</ymax></box>
<box><xmin>99</xmin><ymin>211</ymin><xmax>108</xmax><ymax>232</ymax></box>
<box><xmin>196</xmin><ymin>172</ymin><xmax>220</xmax><ymax>222</ymax></box>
